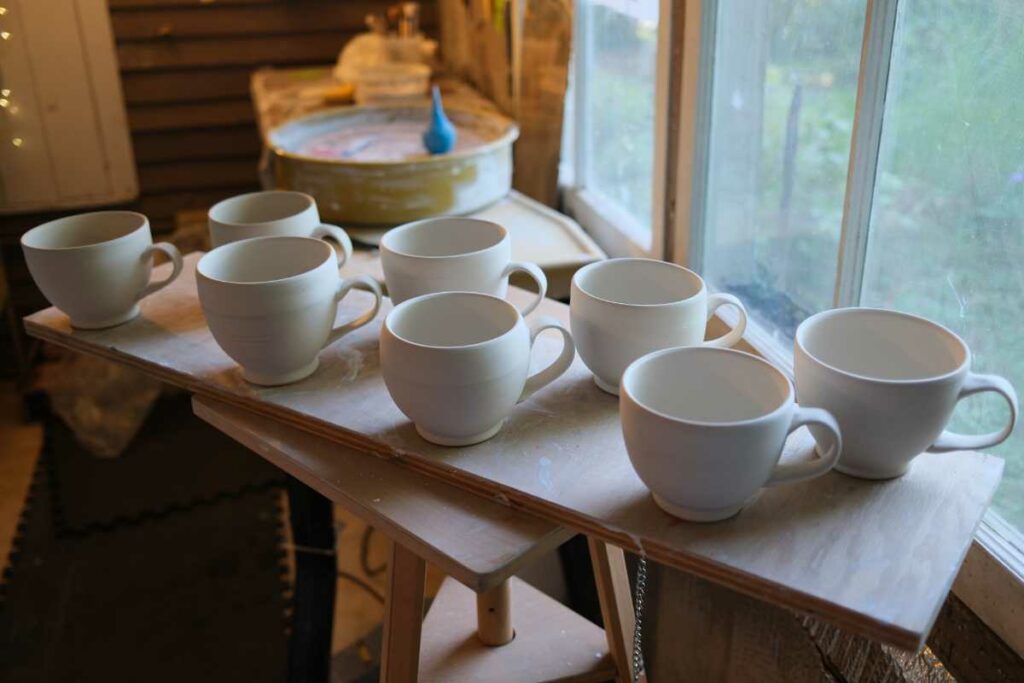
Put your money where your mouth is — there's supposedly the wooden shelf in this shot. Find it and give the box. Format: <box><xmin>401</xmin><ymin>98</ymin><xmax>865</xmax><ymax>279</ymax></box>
<box><xmin>23</xmin><ymin>251</ymin><xmax>1004</xmax><ymax>651</ymax></box>
<box><xmin>418</xmin><ymin>576</ymin><xmax>615</xmax><ymax>683</ymax></box>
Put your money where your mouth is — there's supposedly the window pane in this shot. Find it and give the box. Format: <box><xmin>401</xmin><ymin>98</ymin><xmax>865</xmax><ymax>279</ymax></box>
<box><xmin>861</xmin><ymin>1</ymin><xmax>1024</xmax><ymax>527</ymax></box>
<box><xmin>701</xmin><ymin>0</ymin><xmax>866</xmax><ymax>342</ymax></box>
<box><xmin>578</xmin><ymin>0</ymin><xmax>659</xmax><ymax>235</ymax></box>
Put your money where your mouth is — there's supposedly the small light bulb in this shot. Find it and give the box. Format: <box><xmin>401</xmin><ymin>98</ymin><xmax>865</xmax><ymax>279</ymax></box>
<box><xmin>0</xmin><ymin>7</ymin><xmax>8</xmax><ymax>15</ymax></box>
<box><xmin>0</xmin><ymin>89</ymin><xmax>9</xmax><ymax>97</ymax></box>
<box><xmin>0</xmin><ymin>31</ymin><xmax>10</xmax><ymax>40</ymax></box>
<box><xmin>0</xmin><ymin>99</ymin><xmax>8</xmax><ymax>108</ymax></box>
<box><xmin>12</xmin><ymin>137</ymin><xmax>23</xmax><ymax>147</ymax></box>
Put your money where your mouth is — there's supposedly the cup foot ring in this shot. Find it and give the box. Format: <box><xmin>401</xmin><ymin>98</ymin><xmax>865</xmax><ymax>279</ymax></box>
<box><xmin>243</xmin><ymin>358</ymin><xmax>320</xmax><ymax>386</ymax></box>
<box><xmin>70</xmin><ymin>304</ymin><xmax>141</xmax><ymax>330</ymax></box>
<box><xmin>593</xmin><ymin>375</ymin><xmax>620</xmax><ymax>396</ymax></box>
<box><xmin>651</xmin><ymin>492</ymin><xmax>759</xmax><ymax>523</ymax></box>
<box><xmin>416</xmin><ymin>422</ymin><xmax>504</xmax><ymax>447</ymax></box>
<box><xmin>834</xmin><ymin>461</ymin><xmax>911</xmax><ymax>480</ymax></box>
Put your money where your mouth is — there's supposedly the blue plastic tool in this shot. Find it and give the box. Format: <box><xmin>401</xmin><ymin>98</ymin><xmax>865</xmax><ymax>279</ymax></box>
<box><xmin>423</xmin><ymin>85</ymin><xmax>457</xmax><ymax>155</ymax></box>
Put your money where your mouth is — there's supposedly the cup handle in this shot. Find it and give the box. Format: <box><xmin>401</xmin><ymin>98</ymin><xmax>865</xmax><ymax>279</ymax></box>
<box><xmin>519</xmin><ymin>316</ymin><xmax>575</xmax><ymax>403</ymax></box>
<box><xmin>501</xmin><ymin>261</ymin><xmax>548</xmax><ymax>317</ymax></box>
<box><xmin>701</xmin><ymin>293</ymin><xmax>747</xmax><ymax>348</ymax></box>
<box><xmin>765</xmin><ymin>406</ymin><xmax>842</xmax><ymax>486</ymax></box>
<box><xmin>137</xmin><ymin>242</ymin><xmax>184</xmax><ymax>301</ymax></box>
<box><xmin>322</xmin><ymin>274</ymin><xmax>382</xmax><ymax>349</ymax></box>
<box><xmin>312</xmin><ymin>223</ymin><xmax>354</xmax><ymax>267</ymax></box>
<box><xmin>927</xmin><ymin>372</ymin><xmax>1018</xmax><ymax>452</ymax></box>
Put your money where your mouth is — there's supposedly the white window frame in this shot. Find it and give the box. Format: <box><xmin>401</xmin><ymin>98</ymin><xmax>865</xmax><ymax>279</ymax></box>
<box><xmin>565</xmin><ymin>0</ymin><xmax>1024</xmax><ymax>655</ymax></box>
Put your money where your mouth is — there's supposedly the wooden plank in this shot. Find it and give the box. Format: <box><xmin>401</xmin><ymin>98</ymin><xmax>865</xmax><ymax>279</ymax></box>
<box><xmin>380</xmin><ymin>542</ymin><xmax>426</xmax><ymax>683</ymax></box>
<box><xmin>122</xmin><ymin>68</ymin><xmax>255</xmax><ymax>105</ymax></box>
<box><xmin>192</xmin><ymin>396</ymin><xmax>571</xmax><ymax>593</ymax></box>
<box><xmin>588</xmin><ymin>539</ymin><xmax>639</xmax><ymax>682</ymax></box>
<box><xmin>132</xmin><ymin>126</ymin><xmax>261</xmax><ymax>164</ymax></box>
<box><xmin>128</xmin><ymin>100</ymin><xmax>255</xmax><ymax>132</ymax></box>
<box><xmin>137</xmin><ymin>159</ymin><xmax>258</xmax><ymax>193</ymax></box>
<box><xmin>419</xmin><ymin>576</ymin><xmax>615</xmax><ymax>682</ymax></box>
<box><xmin>117</xmin><ymin>33</ymin><xmax>356</xmax><ymax>72</ymax></box>
<box><xmin>22</xmin><ymin>252</ymin><xmax>1005</xmax><ymax>651</ymax></box>
<box><xmin>111</xmin><ymin>2</ymin><xmax>437</xmax><ymax>40</ymax></box>
<box><xmin>928</xmin><ymin>593</ymin><xmax>1024</xmax><ymax>683</ymax></box>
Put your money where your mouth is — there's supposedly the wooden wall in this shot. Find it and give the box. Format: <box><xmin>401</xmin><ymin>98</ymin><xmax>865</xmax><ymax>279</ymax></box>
<box><xmin>1</xmin><ymin>0</ymin><xmax>436</xmax><ymax>319</ymax></box>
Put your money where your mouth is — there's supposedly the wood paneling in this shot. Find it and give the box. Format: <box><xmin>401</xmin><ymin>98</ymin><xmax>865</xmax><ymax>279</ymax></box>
<box><xmin>128</xmin><ymin>100</ymin><xmax>255</xmax><ymax>132</ymax></box>
<box><xmin>112</xmin><ymin>2</ymin><xmax>437</xmax><ymax>40</ymax></box>
<box><xmin>122</xmin><ymin>68</ymin><xmax>255</xmax><ymax>104</ymax></box>
<box><xmin>118</xmin><ymin>33</ymin><xmax>356</xmax><ymax>72</ymax></box>
<box><xmin>132</xmin><ymin>126</ymin><xmax>261</xmax><ymax>163</ymax></box>
<box><xmin>137</xmin><ymin>159</ymin><xmax>258</xmax><ymax>193</ymax></box>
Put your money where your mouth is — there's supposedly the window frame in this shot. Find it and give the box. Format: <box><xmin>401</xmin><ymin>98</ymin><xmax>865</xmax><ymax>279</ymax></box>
<box><xmin>564</xmin><ymin>0</ymin><xmax>1024</xmax><ymax>655</ymax></box>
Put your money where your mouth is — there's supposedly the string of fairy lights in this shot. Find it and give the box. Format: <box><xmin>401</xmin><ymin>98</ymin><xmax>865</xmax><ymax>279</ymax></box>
<box><xmin>0</xmin><ymin>4</ymin><xmax>20</xmax><ymax>149</ymax></box>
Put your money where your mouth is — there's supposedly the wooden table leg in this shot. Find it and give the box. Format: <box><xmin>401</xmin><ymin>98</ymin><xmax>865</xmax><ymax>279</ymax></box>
<box><xmin>381</xmin><ymin>541</ymin><xmax>426</xmax><ymax>683</ymax></box>
<box><xmin>589</xmin><ymin>537</ymin><xmax>642</xmax><ymax>683</ymax></box>
<box><xmin>285</xmin><ymin>476</ymin><xmax>337</xmax><ymax>683</ymax></box>
<box><xmin>476</xmin><ymin>578</ymin><xmax>514</xmax><ymax>646</ymax></box>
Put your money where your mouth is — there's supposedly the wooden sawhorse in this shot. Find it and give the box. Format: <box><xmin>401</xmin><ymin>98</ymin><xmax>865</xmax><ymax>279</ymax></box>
<box><xmin>195</xmin><ymin>396</ymin><xmax>640</xmax><ymax>682</ymax></box>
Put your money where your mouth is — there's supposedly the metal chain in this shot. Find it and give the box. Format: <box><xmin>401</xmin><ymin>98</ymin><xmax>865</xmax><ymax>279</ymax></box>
<box><xmin>631</xmin><ymin>555</ymin><xmax>648</xmax><ymax>682</ymax></box>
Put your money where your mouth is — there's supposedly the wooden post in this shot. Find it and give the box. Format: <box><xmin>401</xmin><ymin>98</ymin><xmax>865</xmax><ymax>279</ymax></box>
<box><xmin>476</xmin><ymin>579</ymin><xmax>515</xmax><ymax>646</ymax></box>
<box><xmin>380</xmin><ymin>542</ymin><xmax>426</xmax><ymax>683</ymax></box>
<box><xmin>588</xmin><ymin>537</ymin><xmax>641</xmax><ymax>683</ymax></box>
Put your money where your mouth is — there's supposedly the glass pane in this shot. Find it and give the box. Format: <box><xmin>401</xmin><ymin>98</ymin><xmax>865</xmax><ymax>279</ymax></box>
<box><xmin>862</xmin><ymin>1</ymin><xmax>1024</xmax><ymax>527</ymax></box>
<box><xmin>701</xmin><ymin>0</ymin><xmax>866</xmax><ymax>342</ymax></box>
<box><xmin>579</xmin><ymin>0</ymin><xmax>659</xmax><ymax>234</ymax></box>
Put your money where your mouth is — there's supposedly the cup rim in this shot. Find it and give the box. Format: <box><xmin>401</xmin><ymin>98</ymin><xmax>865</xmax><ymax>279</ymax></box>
<box><xmin>384</xmin><ymin>291</ymin><xmax>520</xmax><ymax>350</ymax></box>
<box><xmin>380</xmin><ymin>217</ymin><xmax>508</xmax><ymax>261</ymax></box>
<box><xmin>208</xmin><ymin>190</ymin><xmax>316</xmax><ymax>227</ymax></box>
<box><xmin>621</xmin><ymin>346</ymin><xmax>793</xmax><ymax>427</ymax></box>
<box><xmin>572</xmin><ymin>258</ymin><xmax>706</xmax><ymax>308</ymax></box>
<box><xmin>795</xmin><ymin>307</ymin><xmax>970</xmax><ymax>385</ymax></box>
<box><xmin>197</xmin><ymin>236</ymin><xmax>333</xmax><ymax>286</ymax></box>
<box><xmin>21</xmin><ymin>211</ymin><xmax>149</xmax><ymax>253</ymax></box>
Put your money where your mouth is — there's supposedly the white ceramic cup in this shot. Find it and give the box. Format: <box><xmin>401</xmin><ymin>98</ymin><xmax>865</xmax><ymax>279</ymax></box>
<box><xmin>795</xmin><ymin>307</ymin><xmax>1019</xmax><ymax>479</ymax></box>
<box><xmin>571</xmin><ymin>258</ymin><xmax>749</xmax><ymax>395</ymax></box>
<box><xmin>621</xmin><ymin>347</ymin><xmax>842</xmax><ymax>522</ymax></box>
<box><xmin>379</xmin><ymin>217</ymin><xmax>547</xmax><ymax>316</ymax></box>
<box><xmin>207</xmin><ymin>190</ymin><xmax>353</xmax><ymax>265</ymax></box>
<box><xmin>197</xmin><ymin>236</ymin><xmax>382</xmax><ymax>386</ymax></box>
<box><xmin>380</xmin><ymin>291</ymin><xmax>575</xmax><ymax>446</ymax></box>
<box><xmin>21</xmin><ymin>211</ymin><xmax>183</xmax><ymax>329</ymax></box>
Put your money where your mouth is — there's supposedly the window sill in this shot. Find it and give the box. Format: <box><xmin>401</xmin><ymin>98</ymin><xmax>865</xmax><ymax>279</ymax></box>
<box><xmin>563</xmin><ymin>187</ymin><xmax>653</xmax><ymax>258</ymax></box>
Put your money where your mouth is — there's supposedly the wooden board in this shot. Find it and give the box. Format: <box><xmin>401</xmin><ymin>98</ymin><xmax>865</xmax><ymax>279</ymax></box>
<box><xmin>418</xmin><ymin>576</ymin><xmax>614</xmax><ymax>683</ymax></box>
<box><xmin>24</xmin><ymin>252</ymin><xmax>1004</xmax><ymax>650</ymax></box>
<box><xmin>192</xmin><ymin>396</ymin><xmax>571</xmax><ymax>593</ymax></box>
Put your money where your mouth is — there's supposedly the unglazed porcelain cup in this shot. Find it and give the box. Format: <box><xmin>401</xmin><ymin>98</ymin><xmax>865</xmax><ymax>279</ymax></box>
<box><xmin>621</xmin><ymin>347</ymin><xmax>842</xmax><ymax>522</ymax></box>
<box><xmin>197</xmin><ymin>236</ymin><xmax>381</xmax><ymax>386</ymax></box>
<box><xmin>21</xmin><ymin>211</ymin><xmax>184</xmax><ymax>329</ymax></box>
<box><xmin>207</xmin><ymin>190</ymin><xmax>353</xmax><ymax>265</ymax></box>
<box><xmin>795</xmin><ymin>308</ymin><xmax>1018</xmax><ymax>479</ymax></box>
<box><xmin>380</xmin><ymin>217</ymin><xmax>548</xmax><ymax>315</ymax></box>
<box><xmin>380</xmin><ymin>292</ymin><xmax>575</xmax><ymax>446</ymax></box>
<box><xmin>571</xmin><ymin>258</ymin><xmax>749</xmax><ymax>395</ymax></box>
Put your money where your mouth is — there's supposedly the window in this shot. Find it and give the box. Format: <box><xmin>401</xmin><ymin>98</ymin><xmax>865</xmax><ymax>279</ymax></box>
<box><xmin>700</xmin><ymin>0</ymin><xmax>865</xmax><ymax>343</ymax></box>
<box><xmin>860</xmin><ymin>1</ymin><xmax>1024</xmax><ymax>527</ymax></box>
<box><xmin>564</xmin><ymin>0</ymin><xmax>661</xmax><ymax>253</ymax></box>
<box><xmin>565</xmin><ymin>0</ymin><xmax>1024</xmax><ymax>640</ymax></box>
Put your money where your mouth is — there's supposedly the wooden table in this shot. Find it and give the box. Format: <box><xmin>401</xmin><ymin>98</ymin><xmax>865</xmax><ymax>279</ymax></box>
<box><xmin>24</xmin><ymin>251</ymin><xmax>1003</xmax><ymax>660</ymax></box>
